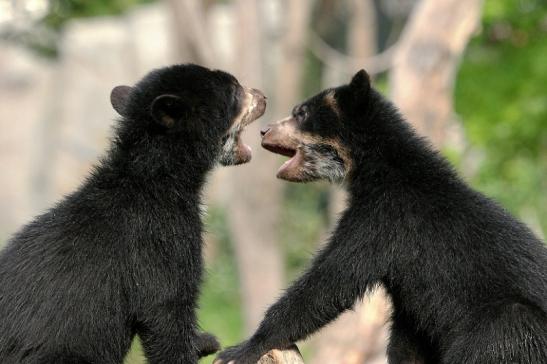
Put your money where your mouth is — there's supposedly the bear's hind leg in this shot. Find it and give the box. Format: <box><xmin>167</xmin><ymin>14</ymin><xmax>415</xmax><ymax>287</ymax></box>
<box><xmin>35</xmin><ymin>352</ymin><xmax>93</xmax><ymax>364</ymax></box>
<box><xmin>387</xmin><ymin>318</ymin><xmax>433</xmax><ymax>364</ymax></box>
<box><xmin>443</xmin><ymin>302</ymin><xmax>547</xmax><ymax>364</ymax></box>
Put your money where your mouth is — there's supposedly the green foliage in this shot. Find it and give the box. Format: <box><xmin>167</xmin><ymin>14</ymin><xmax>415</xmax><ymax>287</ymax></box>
<box><xmin>482</xmin><ymin>0</ymin><xmax>546</xmax><ymax>32</ymax></box>
<box><xmin>198</xmin><ymin>207</ymin><xmax>244</xmax><ymax>349</ymax></box>
<box><xmin>123</xmin><ymin>337</ymin><xmax>145</xmax><ymax>364</ymax></box>
<box><xmin>43</xmin><ymin>0</ymin><xmax>153</xmax><ymax>29</ymax></box>
<box><xmin>302</xmin><ymin>49</ymin><xmax>325</xmax><ymax>99</ymax></box>
<box><xmin>280</xmin><ymin>182</ymin><xmax>330</xmax><ymax>279</ymax></box>
<box><xmin>455</xmin><ymin>0</ymin><xmax>547</xmax><ymax>234</ymax></box>
<box><xmin>2</xmin><ymin>0</ymin><xmax>154</xmax><ymax>57</ymax></box>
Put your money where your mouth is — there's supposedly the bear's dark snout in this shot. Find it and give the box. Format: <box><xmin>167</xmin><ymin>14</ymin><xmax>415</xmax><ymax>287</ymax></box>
<box><xmin>260</xmin><ymin>126</ymin><xmax>270</xmax><ymax>137</ymax></box>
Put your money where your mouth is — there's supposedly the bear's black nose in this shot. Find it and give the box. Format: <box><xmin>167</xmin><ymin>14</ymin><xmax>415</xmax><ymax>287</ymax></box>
<box><xmin>260</xmin><ymin>126</ymin><xmax>271</xmax><ymax>137</ymax></box>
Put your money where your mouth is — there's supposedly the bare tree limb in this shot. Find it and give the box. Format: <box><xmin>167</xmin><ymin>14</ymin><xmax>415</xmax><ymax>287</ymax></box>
<box><xmin>390</xmin><ymin>0</ymin><xmax>483</xmax><ymax>147</ymax></box>
<box><xmin>227</xmin><ymin>0</ymin><xmax>284</xmax><ymax>334</ymax></box>
<box><xmin>275</xmin><ymin>0</ymin><xmax>314</xmax><ymax>113</ymax></box>
<box><xmin>308</xmin><ymin>31</ymin><xmax>396</xmax><ymax>76</ymax></box>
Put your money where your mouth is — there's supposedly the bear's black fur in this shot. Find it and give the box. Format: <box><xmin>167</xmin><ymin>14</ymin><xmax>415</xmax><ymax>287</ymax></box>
<box><xmin>215</xmin><ymin>70</ymin><xmax>547</xmax><ymax>364</ymax></box>
<box><xmin>0</xmin><ymin>64</ymin><xmax>265</xmax><ymax>364</ymax></box>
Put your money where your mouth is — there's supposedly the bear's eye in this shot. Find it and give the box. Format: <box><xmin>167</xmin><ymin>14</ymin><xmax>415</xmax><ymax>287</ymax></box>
<box><xmin>294</xmin><ymin>107</ymin><xmax>308</xmax><ymax>123</ymax></box>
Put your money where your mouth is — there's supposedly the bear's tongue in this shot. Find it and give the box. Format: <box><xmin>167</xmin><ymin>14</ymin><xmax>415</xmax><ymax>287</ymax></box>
<box><xmin>277</xmin><ymin>149</ymin><xmax>303</xmax><ymax>180</ymax></box>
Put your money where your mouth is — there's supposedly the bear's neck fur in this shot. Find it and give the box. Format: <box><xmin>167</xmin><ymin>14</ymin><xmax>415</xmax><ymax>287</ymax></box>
<box><xmin>92</xmin><ymin>117</ymin><xmax>221</xmax><ymax>198</ymax></box>
<box><xmin>346</xmin><ymin>92</ymin><xmax>462</xmax><ymax>203</ymax></box>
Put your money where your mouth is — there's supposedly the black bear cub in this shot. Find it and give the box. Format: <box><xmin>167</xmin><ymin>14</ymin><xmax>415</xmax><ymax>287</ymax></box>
<box><xmin>215</xmin><ymin>70</ymin><xmax>547</xmax><ymax>364</ymax></box>
<box><xmin>0</xmin><ymin>64</ymin><xmax>266</xmax><ymax>364</ymax></box>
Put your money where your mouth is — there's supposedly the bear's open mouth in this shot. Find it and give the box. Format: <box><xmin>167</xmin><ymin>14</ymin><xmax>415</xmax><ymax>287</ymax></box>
<box><xmin>262</xmin><ymin>142</ymin><xmax>303</xmax><ymax>180</ymax></box>
<box><xmin>263</xmin><ymin>144</ymin><xmax>296</xmax><ymax>158</ymax></box>
<box><xmin>219</xmin><ymin>88</ymin><xmax>266</xmax><ymax>166</ymax></box>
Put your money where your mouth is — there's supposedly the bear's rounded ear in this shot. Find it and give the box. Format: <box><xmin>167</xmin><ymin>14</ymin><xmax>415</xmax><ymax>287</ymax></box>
<box><xmin>349</xmin><ymin>69</ymin><xmax>371</xmax><ymax>96</ymax></box>
<box><xmin>110</xmin><ymin>85</ymin><xmax>133</xmax><ymax>116</ymax></box>
<box><xmin>150</xmin><ymin>94</ymin><xmax>189</xmax><ymax>129</ymax></box>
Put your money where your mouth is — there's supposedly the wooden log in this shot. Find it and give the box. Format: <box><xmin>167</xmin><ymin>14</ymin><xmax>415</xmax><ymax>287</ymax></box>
<box><xmin>257</xmin><ymin>345</ymin><xmax>304</xmax><ymax>364</ymax></box>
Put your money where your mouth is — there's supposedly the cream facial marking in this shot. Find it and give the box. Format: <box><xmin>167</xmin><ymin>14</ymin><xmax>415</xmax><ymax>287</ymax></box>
<box><xmin>219</xmin><ymin>87</ymin><xmax>267</xmax><ymax>166</ymax></box>
<box><xmin>261</xmin><ymin>115</ymin><xmax>352</xmax><ymax>183</ymax></box>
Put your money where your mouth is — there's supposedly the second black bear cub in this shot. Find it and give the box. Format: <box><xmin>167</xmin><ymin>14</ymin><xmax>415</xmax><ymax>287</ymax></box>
<box><xmin>0</xmin><ymin>64</ymin><xmax>266</xmax><ymax>364</ymax></box>
<box><xmin>215</xmin><ymin>70</ymin><xmax>547</xmax><ymax>364</ymax></box>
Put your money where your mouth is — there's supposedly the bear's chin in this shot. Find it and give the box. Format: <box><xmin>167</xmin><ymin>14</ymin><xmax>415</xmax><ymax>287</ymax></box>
<box><xmin>218</xmin><ymin>132</ymin><xmax>253</xmax><ymax>166</ymax></box>
<box><xmin>276</xmin><ymin>149</ymin><xmax>306</xmax><ymax>182</ymax></box>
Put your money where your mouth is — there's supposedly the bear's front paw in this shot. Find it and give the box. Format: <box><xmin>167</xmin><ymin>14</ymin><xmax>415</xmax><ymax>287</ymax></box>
<box><xmin>213</xmin><ymin>341</ymin><xmax>262</xmax><ymax>364</ymax></box>
<box><xmin>196</xmin><ymin>331</ymin><xmax>221</xmax><ymax>357</ymax></box>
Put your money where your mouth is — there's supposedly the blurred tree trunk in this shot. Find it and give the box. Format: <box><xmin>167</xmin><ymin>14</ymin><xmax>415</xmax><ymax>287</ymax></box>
<box><xmin>227</xmin><ymin>0</ymin><xmax>284</xmax><ymax>334</ymax></box>
<box><xmin>275</xmin><ymin>0</ymin><xmax>313</xmax><ymax>114</ymax></box>
<box><xmin>166</xmin><ymin>0</ymin><xmax>214</xmax><ymax>64</ymax></box>
<box><xmin>228</xmin><ymin>0</ymin><xmax>314</xmax><ymax>334</ymax></box>
<box><xmin>348</xmin><ymin>0</ymin><xmax>377</xmax><ymax>61</ymax></box>
<box><xmin>0</xmin><ymin>45</ymin><xmax>55</xmax><ymax>238</ymax></box>
<box><xmin>390</xmin><ymin>0</ymin><xmax>483</xmax><ymax>148</ymax></box>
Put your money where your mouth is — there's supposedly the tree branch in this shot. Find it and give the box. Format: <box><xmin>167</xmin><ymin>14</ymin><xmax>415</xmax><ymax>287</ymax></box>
<box><xmin>308</xmin><ymin>31</ymin><xmax>397</xmax><ymax>75</ymax></box>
